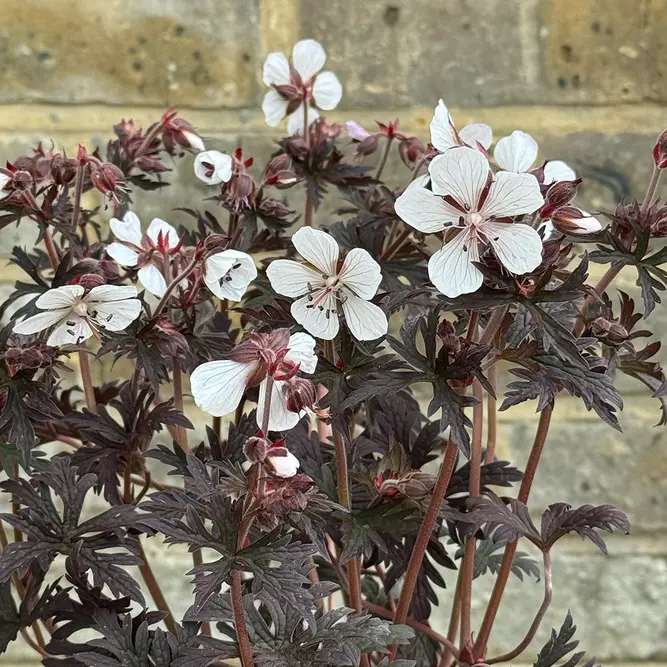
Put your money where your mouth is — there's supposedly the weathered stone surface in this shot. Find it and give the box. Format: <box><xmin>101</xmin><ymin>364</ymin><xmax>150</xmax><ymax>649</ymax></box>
<box><xmin>0</xmin><ymin>0</ymin><xmax>260</xmax><ymax>107</ymax></box>
<box><xmin>300</xmin><ymin>0</ymin><xmax>545</xmax><ymax>108</ymax></box>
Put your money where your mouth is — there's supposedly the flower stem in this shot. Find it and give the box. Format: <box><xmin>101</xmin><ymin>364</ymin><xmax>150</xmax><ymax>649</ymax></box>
<box><xmin>439</xmin><ymin>567</ymin><xmax>464</xmax><ymax>667</ymax></box>
<box><xmin>387</xmin><ymin>441</ymin><xmax>458</xmax><ymax>661</ymax></box>
<box><xmin>485</xmin><ymin>364</ymin><xmax>497</xmax><ymax>464</ymax></box>
<box><xmin>138</xmin><ymin>542</ymin><xmax>177</xmax><ymax>634</ymax></box>
<box><xmin>410</xmin><ymin>156</ymin><xmax>427</xmax><ymax>182</ymax></box>
<box><xmin>486</xmin><ymin>551</ymin><xmax>553</xmax><ymax>664</ymax></box>
<box><xmin>172</xmin><ymin>358</ymin><xmax>189</xmax><ymax>452</ymax></box>
<box><xmin>151</xmin><ymin>256</ymin><xmax>198</xmax><ymax>320</ymax></box>
<box><xmin>71</xmin><ymin>163</ymin><xmax>85</xmax><ymax>232</ymax></box>
<box><xmin>78</xmin><ymin>349</ymin><xmax>98</xmax><ymax>414</ymax></box>
<box><xmin>473</xmin><ymin>405</ymin><xmax>553</xmax><ymax>658</ymax></box>
<box><xmin>43</xmin><ymin>229</ymin><xmax>60</xmax><ymax>272</ymax></box>
<box><xmin>641</xmin><ymin>163</ymin><xmax>662</xmax><ymax>217</ymax></box>
<box><xmin>375</xmin><ymin>136</ymin><xmax>394</xmax><ymax>181</ymax></box>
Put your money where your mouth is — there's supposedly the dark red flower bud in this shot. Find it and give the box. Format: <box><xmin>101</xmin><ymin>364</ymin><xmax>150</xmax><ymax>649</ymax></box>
<box><xmin>591</xmin><ymin>317</ymin><xmax>629</xmax><ymax>346</ymax></box>
<box><xmin>355</xmin><ymin>134</ymin><xmax>379</xmax><ymax>158</ymax></box>
<box><xmin>396</xmin><ymin>471</ymin><xmax>436</xmax><ymax>499</ymax></box>
<box><xmin>282</xmin><ymin>377</ymin><xmax>317</xmax><ymax>414</ymax></box>
<box><xmin>223</xmin><ymin>173</ymin><xmax>255</xmax><ymax>213</ymax></box>
<box><xmin>653</xmin><ymin>129</ymin><xmax>667</xmax><ymax>169</ymax></box>
<box><xmin>436</xmin><ymin>320</ymin><xmax>462</xmax><ymax>355</ymax></box>
<box><xmin>50</xmin><ymin>155</ymin><xmax>78</xmax><ymax>185</ymax></box>
<box><xmin>244</xmin><ymin>436</ymin><xmax>271</xmax><ymax>463</ymax></box>
<box><xmin>161</xmin><ymin>109</ymin><xmax>205</xmax><ymax>153</ymax></box>
<box><xmin>3</xmin><ymin>340</ymin><xmax>58</xmax><ymax>377</ymax></box>
<box><xmin>97</xmin><ymin>259</ymin><xmax>121</xmax><ymax>282</ymax></box>
<box><xmin>91</xmin><ymin>163</ymin><xmax>127</xmax><ymax>202</ymax></box>
<box><xmin>263</xmin><ymin>154</ymin><xmax>298</xmax><ymax>189</ymax></box>
<box><xmin>195</xmin><ymin>233</ymin><xmax>229</xmax><ymax>260</ymax></box>
<box><xmin>398</xmin><ymin>136</ymin><xmax>425</xmax><ymax>168</ymax></box>
<box><xmin>540</xmin><ymin>178</ymin><xmax>582</xmax><ymax>219</ymax></box>
<box><xmin>154</xmin><ymin>318</ymin><xmax>189</xmax><ymax>359</ymax></box>
<box><xmin>113</xmin><ymin>119</ymin><xmax>139</xmax><ymax>141</ymax></box>
<box><xmin>137</xmin><ymin>155</ymin><xmax>170</xmax><ymax>173</ymax></box>
<box><xmin>258</xmin><ymin>197</ymin><xmax>293</xmax><ymax>220</ymax></box>
<box><xmin>10</xmin><ymin>170</ymin><xmax>34</xmax><ymax>191</ymax></box>
<box><xmin>69</xmin><ymin>273</ymin><xmax>106</xmax><ymax>290</ymax></box>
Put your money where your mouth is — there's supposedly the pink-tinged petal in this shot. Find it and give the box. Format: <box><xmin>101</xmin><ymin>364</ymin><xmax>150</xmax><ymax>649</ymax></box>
<box><xmin>285</xmin><ymin>332</ymin><xmax>318</xmax><ymax>374</ymax></box>
<box><xmin>430</xmin><ymin>99</ymin><xmax>457</xmax><ymax>152</ymax></box>
<box><xmin>291</xmin><ymin>291</ymin><xmax>339</xmax><ymax>340</ymax></box>
<box><xmin>86</xmin><ymin>285</ymin><xmax>138</xmax><ymax>303</ymax></box>
<box><xmin>36</xmin><ymin>285</ymin><xmax>84</xmax><ymax>309</ymax></box>
<box><xmin>262</xmin><ymin>90</ymin><xmax>289</xmax><ymax>127</ymax></box>
<box><xmin>543</xmin><ymin>160</ymin><xmax>576</xmax><ymax>184</ymax></box>
<box><xmin>47</xmin><ymin>317</ymin><xmax>93</xmax><ymax>347</ymax></box>
<box><xmin>110</xmin><ymin>211</ymin><xmax>143</xmax><ymax>245</ymax></box>
<box><xmin>263</xmin><ymin>51</ymin><xmax>291</xmax><ymax>86</ymax></box>
<box><xmin>429</xmin><ymin>146</ymin><xmax>490</xmax><ymax>210</ymax></box>
<box><xmin>341</xmin><ymin>292</ymin><xmax>388</xmax><ymax>341</ymax></box>
<box><xmin>313</xmin><ymin>71</ymin><xmax>342</xmax><ymax>110</ymax></box>
<box><xmin>345</xmin><ymin>121</ymin><xmax>372</xmax><ymax>140</ymax></box>
<box><xmin>13</xmin><ymin>309</ymin><xmax>70</xmax><ymax>336</ymax></box>
<box><xmin>204</xmin><ymin>250</ymin><xmax>257</xmax><ymax>301</ymax></box>
<box><xmin>459</xmin><ymin>123</ymin><xmax>493</xmax><ymax>151</ymax></box>
<box><xmin>89</xmin><ymin>298</ymin><xmax>142</xmax><ymax>331</ymax></box>
<box><xmin>339</xmin><ymin>248</ymin><xmax>382</xmax><ymax>299</ymax></box>
<box><xmin>266</xmin><ymin>259</ymin><xmax>325</xmax><ymax>298</ymax></box>
<box><xmin>494</xmin><ymin>131</ymin><xmax>538</xmax><ymax>173</ymax></box>
<box><xmin>191</xmin><ymin>360</ymin><xmax>255</xmax><ymax>417</ymax></box>
<box><xmin>106</xmin><ymin>243</ymin><xmax>139</xmax><ymax>267</ymax></box>
<box><xmin>258</xmin><ymin>379</ymin><xmax>301</xmax><ymax>432</ymax></box>
<box><xmin>482</xmin><ymin>221</ymin><xmax>543</xmax><ymax>275</ymax></box>
<box><xmin>481</xmin><ymin>171</ymin><xmax>544</xmax><ymax>219</ymax></box>
<box><xmin>194</xmin><ymin>150</ymin><xmax>233</xmax><ymax>185</ymax></box>
<box><xmin>428</xmin><ymin>231</ymin><xmax>482</xmax><ymax>298</ymax></box>
<box><xmin>146</xmin><ymin>218</ymin><xmax>179</xmax><ymax>248</ymax></box>
<box><xmin>266</xmin><ymin>444</ymin><xmax>301</xmax><ymax>475</ymax></box>
<box><xmin>552</xmin><ymin>207</ymin><xmax>603</xmax><ymax>235</ymax></box>
<box><xmin>138</xmin><ymin>264</ymin><xmax>168</xmax><ymax>297</ymax></box>
<box><xmin>291</xmin><ymin>227</ymin><xmax>339</xmax><ymax>275</ymax></box>
<box><xmin>395</xmin><ymin>174</ymin><xmax>462</xmax><ymax>232</ymax></box>
<box><xmin>292</xmin><ymin>39</ymin><xmax>326</xmax><ymax>81</ymax></box>
<box><xmin>287</xmin><ymin>105</ymin><xmax>319</xmax><ymax>136</ymax></box>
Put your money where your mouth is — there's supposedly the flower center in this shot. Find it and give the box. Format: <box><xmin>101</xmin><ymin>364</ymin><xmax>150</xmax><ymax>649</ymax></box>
<box><xmin>466</xmin><ymin>211</ymin><xmax>485</xmax><ymax>228</ymax></box>
<box><xmin>305</xmin><ymin>274</ymin><xmax>340</xmax><ymax>320</ymax></box>
<box><xmin>72</xmin><ymin>301</ymin><xmax>88</xmax><ymax>317</ymax></box>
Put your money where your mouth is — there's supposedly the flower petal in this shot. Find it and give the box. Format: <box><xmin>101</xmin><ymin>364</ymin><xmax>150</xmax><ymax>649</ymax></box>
<box><xmin>339</xmin><ymin>248</ymin><xmax>382</xmax><ymax>299</ymax></box>
<box><xmin>428</xmin><ymin>230</ymin><xmax>482</xmax><ymax>298</ymax></box>
<box><xmin>106</xmin><ymin>243</ymin><xmax>139</xmax><ymax>267</ymax></box>
<box><xmin>345</xmin><ymin>121</ymin><xmax>371</xmax><ymax>140</ymax></box>
<box><xmin>543</xmin><ymin>160</ymin><xmax>576</xmax><ymax>184</ymax></box>
<box><xmin>262</xmin><ymin>90</ymin><xmax>289</xmax><ymax>127</ymax></box>
<box><xmin>481</xmin><ymin>171</ymin><xmax>544</xmax><ymax>219</ymax></box>
<box><xmin>429</xmin><ymin>146</ymin><xmax>490</xmax><ymax>210</ymax></box>
<box><xmin>267</xmin><ymin>449</ymin><xmax>301</xmax><ymax>476</ymax></box>
<box><xmin>395</xmin><ymin>174</ymin><xmax>461</xmax><ymax>232</ymax></box>
<box><xmin>191</xmin><ymin>360</ymin><xmax>255</xmax><ymax>417</ymax></box>
<box><xmin>552</xmin><ymin>207</ymin><xmax>603</xmax><ymax>235</ymax></box>
<box><xmin>313</xmin><ymin>71</ymin><xmax>342</xmax><ymax>110</ymax></box>
<box><xmin>266</xmin><ymin>259</ymin><xmax>325</xmax><ymax>298</ymax></box>
<box><xmin>482</xmin><ymin>221</ymin><xmax>543</xmax><ymax>275</ymax></box>
<box><xmin>146</xmin><ymin>218</ymin><xmax>179</xmax><ymax>249</ymax></box>
<box><xmin>459</xmin><ymin>123</ymin><xmax>493</xmax><ymax>151</ymax></box>
<box><xmin>36</xmin><ymin>285</ymin><xmax>84</xmax><ymax>309</ymax></box>
<box><xmin>13</xmin><ymin>309</ymin><xmax>70</xmax><ymax>336</ymax></box>
<box><xmin>494</xmin><ymin>130</ymin><xmax>538</xmax><ymax>173</ymax></box>
<box><xmin>47</xmin><ymin>317</ymin><xmax>93</xmax><ymax>347</ymax></box>
<box><xmin>285</xmin><ymin>332</ymin><xmax>318</xmax><ymax>374</ymax></box>
<box><xmin>89</xmin><ymin>299</ymin><xmax>142</xmax><ymax>331</ymax></box>
<box><xmin>287</xmin><ymin>105</ymin><xmax>319</xmax><ymax>136</ymax></box>
<box><xmin>194</xmin><ymin>150</ymin><xmax>233</xmax><ymax>185</ymax></box>
<box><xmin>258</xmin><ymin>379</ymin><xmax>301</xmax><ymax>432</ymax></box>
<box><xmin>291</xmin><ymin>291</ymin><xmax>339</xmax><ymax>340</ymax></box>
<box><xmin>292</xmin><ymin>39</ymin><xmax>326</xmax><ymax>81</ymax></box>
<box><xmin>429</xmin><ymin>99</ymin><xmax>457</xmax><ymax>152</ymax></box>
<box><xmin>204</xmin><ymin>250</ymin><xmax>257</xmax><ymax>301</ymax></box>
<box><xmin>110</xmin><ymin>211</ymin><xmax>143</xmax><ymax>245</ymax></box>
<box><xmin>138</xmin><ymin>264</ymin><xmax>167</xmax><ymax>297</ymax></box>
<box><xmin>86</xmin><ymin>285</ymin><xmax>138</xmax><ymax>303</ymax></box>
<box><xmin>291</xmin><ymin>227</ymin><xmax>339</xmax><ymax>275</ymax></box>
<box><xmin>341</xmin><ymin>292</ymin><xmax>388</xmax><ymax>341</ymax></box>
<box><xmin>263</xmin><ymin>51</ymin><xmax>291</xmax><ymax>86</ymax></box>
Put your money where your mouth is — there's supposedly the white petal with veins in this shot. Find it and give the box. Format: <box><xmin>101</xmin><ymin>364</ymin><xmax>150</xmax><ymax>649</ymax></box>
<box><xmin>106</xmin><ymin>243</ymin><xmax>139</xmax><ymax>267</ymax></box>
<box><xmin>13</xmin><ymin>309</ymin><xmax>70</xmax><ymax>336</ymax></box>
<box><xmin>292</xmin><ymin>39</ymin><xmax>326</xmax><ymax>81</ymax></box>
<box><xmin>267</xmin><ymin>259</ymin><xmax>325</xmax><ymax>298</ymax></box>
<box><xmin>459</xmin><ymin>123</ymin><xmax>493</xmax><ymax>150</ymax></box>
<box><xmin>263</xmin><ymin>51</ymin><xmax>291</xmax><ymax>86</ymax></box>
<box><xmin>285</xmin><ymin>332</ymin><xmax>318</xmax><ymax>374</ymax></box>
<box><xmin>429</xmin><ymin>147</ymin><xmax>490</xmax><ymax>211</ymax></box>
<box><xmin>543</xmin><ymin>160</ymin><xmax>576</xmax><ymax>184</ymax></box>
<box><xmin>395</xmin><ymin>175</ymin><xmax>462</xmax><ymax>232</ymax></box>
<box><xmin>110</xmin><ymin>211</ymin><xmax>143</xmax><ymax>246</ymax></box>
<box><xmin>428</xmin><ymin>230</ymin><xmax>483</xmax><ymax>298</ymax></box>
<box><xmin>258</xmin><ymin>379</ymin><xmax>301</xmax><ymax>432</ymax></box>
<box><xmin>138</xmin><ymin>264</ymin><xmax>168</xmax><ymax>297</ymax></box>
<box><xmin>341</xmin><ymin>292</ymin><xmax>388</xmax><ymax>341</ymax></box>
<box><xmin>494</xmin><ymin>131</ymin><xmax>539</xmax><ymax>173</ymax></box>
<box><xmin>339</xmin><ymin>248</ymin><xmax>382</xmax><ymax>300</ymax></box>
<box><xmin>191</xmin><ymin>360</ymin><xmax>255</xmax><ymax>417</ymax></box>
<box><xmin>291</xmin><ymin>227</ymin><xmax>339</xmax><ymax>275</ymax></box>
<box><xmin>262</xmin><ymin>90</ymin><xmax>289</xmax><ymax>127</ymax></box>
<box><xmin>430</xmin><ymin>99</ymin><xmax>457</xmax><ymax>152</ymax></box>
<box><xmin>481</xmin><ymin>171</ymin><xmax>544</xmax><ymax>219</ymax></box>
<box><xmin>313</xmin><ymin>71</ymin><xmax>342</xmax><ymax>110</ymax></box>
<box><xmin>36</xmin><ymin>285</ymin><xmax>84</xmax><ymax>309</ymax></box>
<box><xmin>287</xmin><ymin>105</ymin><xmax>319</xmax><ymax>136</ymax></box>
<box><xmin>47</xmin><ymin>317</ymin><xmax>93</xmax><ymax>347</ymax></box>
<box><xmin>483</xmin><ymin>221</ymin><xmax>543</xmax><ymax>275</ymax></box>
<box><xmin>291</xmin><ymin>291</ymin><xmax>339</xmax><ymax>340</ymax></box>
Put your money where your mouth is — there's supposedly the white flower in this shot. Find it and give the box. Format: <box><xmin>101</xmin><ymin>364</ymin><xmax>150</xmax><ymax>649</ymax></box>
<box><xmin>267</xmin><ymin>450</ymin><xmax>300</xmax><ymax>478</ymax></box>
<box><xmin>395</xmin><ymin>146</ymin><xmax>544</xmax><ymax>298</ymax></box>
<box><xmin>266</xmin><ymin>227</ymin><xmax>388</xmax><ymax>341</ymax></box>
<box><xmin>184</xmin><ymin>131</ymin><xmax>206</xmax><ymax>153</ymax></box>
<box><xmin>106</xmin><ymin>212</ymin><xmax>180</xmax><ymax>297</ymax></box>
<box><xmin>494</xmin><ymin>130</ymin><xmax>577</xmax><ymax>184</ymax></box>
<box><xmin>204</xmin><ymin>249</ymin><xmax>257</xmax><ymax>301</ymax></box>
<box><xmin>430</xmin><ymin>99</ymin><xmax>493</xmax><ymax>153</ymax></box>
<box><xmin>190</xmin><ymin>331</ymin><xmax>318</xmax><ymax>432</ymax></box>
<box><xmin>262</xmin><ymin>39</ymin><xmax>343</xmax><ymax>135</ymax></box>
<box><xmin>13</xmin><ymin>284</ymin><xmax>142</xmax><ymax>347</ymax></box>
<box><xmin>194</xmin><ymin>150</ymin><xmax>233</xmax><ymax>186</ymax></box>
<box><xmin>0</xmin><ymin>172</ymin><xmax>9</xmax><ymax>195</ymax></box>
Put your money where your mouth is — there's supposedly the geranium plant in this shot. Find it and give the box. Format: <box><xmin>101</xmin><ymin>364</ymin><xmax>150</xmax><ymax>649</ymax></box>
<box><xmin>1</xmin><ymin>37</ymin><xmax>664</xmax><ymax>667</ymax></box>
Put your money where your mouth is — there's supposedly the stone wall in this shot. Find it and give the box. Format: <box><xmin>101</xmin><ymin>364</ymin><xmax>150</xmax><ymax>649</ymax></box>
<box><xmin>1</xmin><ymin>0</ymin><xmax>667</xmax><ymax>665</ymax></box>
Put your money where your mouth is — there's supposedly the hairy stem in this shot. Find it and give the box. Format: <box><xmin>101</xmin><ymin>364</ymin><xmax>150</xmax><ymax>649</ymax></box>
<box><xmin>439</xmin><ymin>568</ymin><xmax>463</xmax><ymax>667</ymax></box>
<box><xmin>78</xmin><ymin>350</ymin><xmax>97</xmax><ymax>414</ymax></box>
<box><xmin>43</xmin><ymin>229</ymin><xmax>60</xmax><ymax>272</ymax></box>
<box><xmin>486</xmin><ymin>364</ymin><xmax>497</xmax><ymax>464</ymax></box>
<box><xmin>375</xmin><ymin>136</ymin><xmax>394</xmax><ymax>181</ymax></box>
<box><xmin>473</xmin><ymin>405</ymin><xmax>553</xmax><ymax>658</ymax></box>
<box><xmin>172</xmin><ymin>358</ymin><xmax>189</xmax><ymax>452</ymax></box>
<box><xmin>387</xmin><ymin>442</ymin><xmax>458</xmax><ymax>660</ymax></box>
<box><xmin>138</xmin><ymin>543</ymin><xmax>176</xmax><ymax>634</ymax></box>
<box><xmin>486</xmin><ymin>551</ymin><xmax>553</xmax><ymax>664</ymax></box>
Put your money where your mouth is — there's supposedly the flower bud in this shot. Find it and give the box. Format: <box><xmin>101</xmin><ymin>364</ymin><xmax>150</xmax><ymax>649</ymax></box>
<box><xmin>355</xmin><ymin>134</ymin><xmax>379</xmax><ymax>158</ymax></box>
<box><xmin>70</xmin><ymin>273</ymin><xmax>106</xmax><ymax>290</ymax></box>
<box><xmin>244</xmin><ymin>436</ymin><xmax>271</xmax><ymax>463</ymax></box>
<box><xmin>266</xmin><ymin>447</ymin><xmax>300</xmax><ymax>478</ymax></box>
<box><xmin>50</xmin><ymin>155</ymin><xmax>78</xmax><ymax>185</ymax></box>
<box><xmin>591</xmin><ymin>317</ymin><xmax>629</xmax><ymax>346</ymax></box>
<box><xmin>91</xmin><ymin>163</ymin><xmax>127</xmax><ymax>202</ymax></box>
<box><xmin>653</xmin><ymin>129</ymin><xmax>667</xmax><ymax>169</ymax></box>
<box><xmin>282</xmin><ymin>377</ymin><xmax>317</xmax><ymax>413</ymax></box>
<box><xmin>551</xmin><ymin>206</ymin><xmax>602</xmax><ymax>235</ymax></box>
<box><xmin>540</xmin><ymin>179</ymin><xmax>581</xmax><ymax>219</ymax></box>
<box><xmin>258</xmin><ymin>197</ymin><xmax>293</xmax><ymax>220</ymax></box>
<box><xmin>10</xmin><ymin>170</ymin><xmax>34</xmax><ymax>192</ymax></box>
<box><xmin>3</xmin><ymin>340</ymin><xmax>58</xmax><ymax>377</ymax></box>
<box><xmin>398</xmin><ymin>136</ymin><xmax>425</xmax><ymax>168</ymax></box>
<box><xmin>436</xmin><ymin>320</ymin><xmax>461</xmax><ymax>356</ymax></box>
<box><xmin>263</xmin><ymin>154</ymin><xmax>297</xmax><ymax>189</ymax></box>
<box><xmin>396</xmin><ymin>471</ymin><xmax>436</xmax><ymax>500</ymax></box>
<box><xmin>113</xmin><ymin>119</ymin><xmax>139</xmax><ymax>141</ymax></box>
<box><xmin>223</xmin><ymin>173</ymin><xmax>255</xmax><ymax>213</ymax></box>
<box><xmin>154</xmin><ymin>318</ymin><xmax>189</xmax><ymax>359</ymax></box>
<box><xmin>137</xmin><ymin>155</ymin><xmax>170</xmax><ymax>173</ymax></box>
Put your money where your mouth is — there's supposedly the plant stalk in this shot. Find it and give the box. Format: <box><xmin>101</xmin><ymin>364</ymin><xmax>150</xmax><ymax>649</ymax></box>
<box><xmin>79</xmin><ymin>350</ymin><xmax>98</xmax><ymax>414</ymax></box>
<box><xmin>375</xmin><ymin>136</ymin><xmax>394</xmax><ymax>181</ymax></box>
<box><xmin>71</xmin><ymin>163</ymin><xmax>85</xmax><ymax>232</ymax></box>
<box><xmin>43</xmin><ymin>229</ymin><xmax>60</xmax><ymax>271</ymax></box>
<box><xmin>138</xmin><ymin>543</ymin><xmax>177</xmax><ymax>634</ymax></box>
<box><xmin>172</xmin><ymin>358</ymin><xmax>189</xmax><ymax>452</ymax></box>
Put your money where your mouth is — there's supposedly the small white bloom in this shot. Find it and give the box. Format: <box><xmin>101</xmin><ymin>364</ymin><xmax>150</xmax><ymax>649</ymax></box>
<box><xmin>184</xmin><ymin>131</ymin><xmax>206</xmax><ymax>153</ymax></box>
<box><xmin>266</xmin><ymin>228</ymin><xmax>388</xmax><ymax>341</ymax></box>
<box><xmin>267</xmin><ymin>450</ymin><xmax>300</xmax><ymax>478</ymax></box>
<box><xmin>194</xmin><ymin>150</ymin><xmax>233</xmax><ymax>186</ymax></box>
<box><xmin>106</xmin><ymin>212</ymin><xmax>180</xmax><ymax>297</ymax></box>
<box><xmin>13</xmin><ymin>284</ymin><xmax>142</xmax><ymax>347</ymax></box>
<box><xmin>204</xmin><ymin>249</ymin><xmax>257</xmax><ymax>301</ymax></box>
<box><xmin>262</xmin><ymin>39</ymin><xmax>342</xmax><ymax>134</ymax></box>
<box><xmin>430</xmin><ymin>99</ymin><xmax>493</xmax><ymax>153</ymax></box>
<box><xmin>395</xmin><ymin>146</ymin><xmax>544</xmax><ymax>298</ymax></box>
<box><xmin>494</xmin><ymin>130</ymin><xmax>576</xmax><ymax>184</ymax></box>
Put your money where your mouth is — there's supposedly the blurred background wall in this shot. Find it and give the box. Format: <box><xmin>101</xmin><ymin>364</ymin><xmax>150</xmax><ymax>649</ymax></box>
<box><xmin>1</xmin><ymin>0</ymin><xmax>667</xmax><ymax>665</ymax></box>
